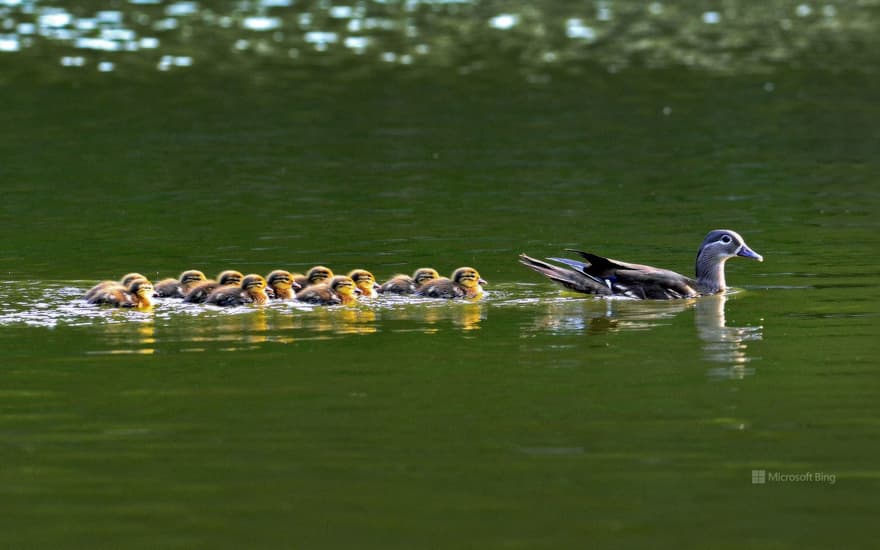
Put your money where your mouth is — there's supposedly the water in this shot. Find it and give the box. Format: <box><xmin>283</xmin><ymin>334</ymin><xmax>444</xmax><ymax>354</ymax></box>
<box><xmin>1</xmin><ymin>3</ymin><xmax>879</xmax><ymax>548</ymax></box>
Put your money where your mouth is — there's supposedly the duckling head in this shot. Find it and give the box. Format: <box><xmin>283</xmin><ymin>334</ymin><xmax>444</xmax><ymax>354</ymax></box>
<box><xmin>330</xmin><ymin>275</ymin><xmax>359</xmax><ymax>304</ymax></box>
<box><xmin>347</xmin><ymin>269</ymin><xmax>380</xmax><ymax>298</ymax></box>
<box><xmin>121</xmin><ymin>273</ymin><xmax>147</xmax><ymax>287</ymax></box>
<box><xmin>452</xmin><ymin>267</ymin><xmax>487</xmax><ymax>294</ymax></box>
<box><xmin>179</xmin><ymin>270</ymin><xmax>207</xmax><ymax>290</ymax></box>
<box><xmin>267</xmin><ymin>270</ymin><xmax>301</xmax><ymax>296</ymax></box>
<box><xmin>241</xmin><ymin>273</ymin><xmax>269</xmax><ymax>304</ymax></box>
<box><xmin>307</xmin><ymin>266</ymin><xmax>334</xmax><ymax>286</ymax></box>
<box><xmin>217</xmin><ymin>270</ymin><xmax>244</xmax><ymax>286</ymax></box>
<box><xmin>129</xmin><ymin>279</ymin><xmax>154</xmax><ymax>307</ymax></box>
<box><xmin>413</xmin><ymin>267</ymin><xmax>440</xmax><ymax>287</ymax></box>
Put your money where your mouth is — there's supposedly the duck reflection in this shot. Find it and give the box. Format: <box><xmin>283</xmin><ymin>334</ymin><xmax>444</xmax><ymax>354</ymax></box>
<box><xmin>93</xmin><ymin>317</ymin><xmax>156</xmax><ymax>355</ymax></box>
<box><xmin>383</xmin><ymin>302</ymin><xmax>485</xmax><ymax>332</ymax></box>
<box><xmin>527</xmin><ymin>292</ymin><xmax>762</xmax><ymax>375</ymax></box>
<box><xmin>696</xmin><ymin>293</ymin><xmax>762</xmax><ymax>379</ymax></box>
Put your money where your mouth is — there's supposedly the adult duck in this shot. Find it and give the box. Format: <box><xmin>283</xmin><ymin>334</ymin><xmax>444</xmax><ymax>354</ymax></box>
<box><xmin>519</xmin><ymin>229</ymin><xmax>762</xmax><ymax>300</ymax></box>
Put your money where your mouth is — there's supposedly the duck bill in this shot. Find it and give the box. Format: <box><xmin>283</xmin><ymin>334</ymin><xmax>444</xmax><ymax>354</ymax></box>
<box><xmin>478</xmin><ymin>278</ymin><xmax>488</xmax><ymax>286</ymax></box>
<box><xmin>737</xmin><ymin>244</ymin><xmax>763</xmax><ymax>262</ymax></box>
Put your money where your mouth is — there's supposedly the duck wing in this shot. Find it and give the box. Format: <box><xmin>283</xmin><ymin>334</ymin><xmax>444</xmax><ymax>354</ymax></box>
<box><xmin>564</xmin><ymin>249</ymin><xmax>698</xmax><ymax>299</ymax></box>
<box><xmin>518</xmin><ymin>254</ymin><xmax>612</xmax><ymax>295</ymax></box>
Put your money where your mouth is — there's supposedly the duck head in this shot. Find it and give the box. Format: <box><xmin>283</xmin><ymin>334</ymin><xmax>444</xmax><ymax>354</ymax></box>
<box><xmin>179</xmin><ymin>270</ymin><xmax>207</xmax><ymax>290</ymax></box>
<box><xmin>241</xmin><ymin>274</ymin><xmax>269</xmax><ymax>304</ymax></box>
<box><xmin>348</xmin><ymin>269</ymin><xmax>380</xmax><ymax>298</ymax></box>
<box><xmin>266</xmin><ymin>269</ymin><xmax>301</xmax><ymax>298</ymax></box>
<box><xmin>330</xmin><ymin>275</ymin><xmax>359</xmax><ymax>304</ymax></box>
<box><xmin>413</xmin><ymin>267</ymin><xmax>440</xmax><ymax>287</ymax></box>
<box><xmin>121</xmin><ymin>273</ymin><xmax>148</xmax><ymax>287</ymax></box>
<box><xmin>695</xmin><ymin>229</ymin><xmax>762</xmax><ymax>293</ymax></box>
<box><xmin>306</xmin><ymin>266</ymin><xmax>334</xmax><ymax>286</ymax></box>
<box><xmin>129</xmin><ymin>279</ymin><xmax>154</xmax><ymax>308</ymax></box>
<box><xmin>452</xmin><ymin>267</ymin><xmax>487</xmax><ymax>297</ymax></box>
<box><xmin>217</xmin><ymin>270</ymin><xmax>244</xmax><ymax>286</ymax></box>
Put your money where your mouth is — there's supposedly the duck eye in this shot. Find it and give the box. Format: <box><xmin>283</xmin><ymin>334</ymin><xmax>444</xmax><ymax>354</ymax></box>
<box><xmin>721</xmin><ymin>235</ymin><xmax>732</xmax><ymax>244</ymax></box>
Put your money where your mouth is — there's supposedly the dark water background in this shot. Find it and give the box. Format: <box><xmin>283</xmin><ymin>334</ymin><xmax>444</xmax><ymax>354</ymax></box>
<box><xmin>1</xmin><ymin>1</ymin><xmax>878</xmax><ymax>548</ymax></box>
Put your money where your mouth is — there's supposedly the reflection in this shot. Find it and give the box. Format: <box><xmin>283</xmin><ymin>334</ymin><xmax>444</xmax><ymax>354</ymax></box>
<box><xmin>307</xmin><ymin>307</ymin><xmax>379</xmax><ymax>336</ymax></box>
<box><xmin>89</xmin><ymin>317</ymin><xmax>156</xmax><ymax>355</ymax></box>
<box><xmin>382</xmin><ymin>302</ymin><xmax>485</xmax><ymax>333</ymax></box>
<box><xmin>696</xmin><ymin>293</ymin><xmax>763</xmax><ymax>379</ymax></box>
<box><xmin>527</xmin><ymin>297</ymin><xmax>694</xmax><ymax>335</ymax></box>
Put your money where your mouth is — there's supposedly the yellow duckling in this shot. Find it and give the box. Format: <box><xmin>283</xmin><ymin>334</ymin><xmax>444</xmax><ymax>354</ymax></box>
<box><xmin>153</xmin><ymin>270</ymin><xmax>207</xmax><ymax>298</ymax></box>
<box><xmin>266</xmin><ymin>269</ymin><xmax>302</xmax><ymax>300</ymax></box>
<box><xmin>183</xmin><ymin>270</ymin><xmax>244</xmax><ymax>303</ymax></box>
<box><xmin>205</xmin><ymin>274</ymin><xmax>269</xmax><ymax>306</ymax></box>
<box><xmin>293</xmin><ymin>266</ymin><xmax>334</xmax><ymax>289</ymax></box>
<box><xmin>379</xmin><ymin>267</ymin><xmax>440</xmax><ymax>294</ymax></box>
<box><xmin>88</xmin><ymin>278</ymin><xmax>154</xmax><ymax>308</ymax></box>
<box><xmin>296</xmin><ymin>275</ymin><xmax>359</xmax><ymax>305</ymax></box>
<box><xmin>84</xmin><ymin>272</ymin><xmax>148</xmax><ymax>301</ymax></box>
<box><xmin>417</xmin><ymin>267</ymin><xmax>486</xmax><ymax>299</ymax></box>
<box><xmin>347</xmin><ymin>269</ymin><xmax>381</xmax><ymax>298</ymax></box>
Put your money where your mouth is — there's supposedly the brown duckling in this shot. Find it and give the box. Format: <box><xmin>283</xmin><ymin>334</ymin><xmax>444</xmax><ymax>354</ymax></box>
<box><xmin>293</xmin><ymin>266</ymin><xmax>334</xmax><ymax>289</ymax></box>
<box><xmin>88</xmin><ymin>278</ymin><xmax>154</xmax><ymax>308</ymax></box>
<box><xmin>183</xmin><ymin>270</ymin><xmax>244</xmax><ymax>303</ymax></box>
<box><xmin>417</xmin><ymin>267</ymin><xmax>486</xmax><ymax>299</ymax></box>
<box><xmin>266</xmin><ymin>270</ymin><xmax>302</xmax><ymax>300</ymax></box>
<box><xmin>347</xmin><ymin>269</ymin><xmax>381</xmax><ymax>299</ymax></box>
<box><xmin>379</xmin><ymin>267</ymin><xmax>440</xmax><ymax>294</ymax></box>
<box><xmin>84</xmin><ymin>272</ymin><xmax>148</xmax><ymax>301</ymax></box>
<box><xmin>205</xmin><ymin>274</ymin><xmax>269</xmax><ymax>306</ymax></box>
<box><xmin>296</xmin><ymin>275</ymin><xmax>359</xmax><ymax>305</ymax></box>
<box><xmin>153</xmin><ymin>270</ymin><xmax>207</xmax><ymax>298</ymax></box>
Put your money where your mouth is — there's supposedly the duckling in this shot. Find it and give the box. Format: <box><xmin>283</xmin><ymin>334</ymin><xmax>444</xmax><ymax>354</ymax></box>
<box><xmin>88</xmin><ymin>278</ymin><xmax>154</xmax><ymax>308</ymax></box>
<box><xmin>293</xmin><ymin>266</ymin><xmax>334</xmax><ymax>289</ymax></box>
<box><xmin>205</xmin><ymin>274</ymin><xmax>269</xmax><ymax>306</ymax></box>
<box><xmin>84</xmin><ymin>272</ymin><xmax>148</xmax><ymax>301</ymax></box>
<box><xmin>296</xmin><ymin>275</ymin><xmax>359</xmax><ymax>305</ymax></box>
<box><xmin>153</xmin><ymin>270</ymin><xmax>207</xmax><ymax>298</ymax></box>
<box><xmin>379</xmin><ymin>267</ymin><xmax>440</xmax><ymax>294</ymax></box>
<box><xmin>183</xmin><ymin>270</ymin><xmax>244</xmax><ymax>303</ymax></box>
<box><xmin>266</xmin><ymin>269</ymin><xmax>302</xmax><ymax>300</ymax></box>
<box><xmin>347</xmin><ymin>269</ymin><xmax>381</xmax><ymax>298</ymax></box>
<box><xmin>417</xmin><ymin>267</ymin><xmax>486</xmax><ymax>299</ymax></box>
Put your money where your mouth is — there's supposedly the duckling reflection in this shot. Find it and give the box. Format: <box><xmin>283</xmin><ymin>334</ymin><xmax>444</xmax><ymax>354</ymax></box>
<box><xmin>696</xmin><ymin>293</ymin><xmax>763</xmax><ymax>379</ymax></box>
<box><xmin>185</xmin><ymin>309</ymin><xmax>270</xmax><ymax>349</ymax></box>
<box><xmin>307</xmin><ymin>307</ymin><xmax>378</xmax><ymax>335</ymax></box>
<box><xmin>93</xmin><ymin>318</ymin><xmax>156</xmax><ymax>354</ymax></box>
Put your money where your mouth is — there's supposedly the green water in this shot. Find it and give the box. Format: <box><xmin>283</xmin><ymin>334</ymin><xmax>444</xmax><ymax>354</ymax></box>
<box><xmin>1</xmin><ymin>41</ymin><xmax>879</xmax><ymax>550</ymax></box>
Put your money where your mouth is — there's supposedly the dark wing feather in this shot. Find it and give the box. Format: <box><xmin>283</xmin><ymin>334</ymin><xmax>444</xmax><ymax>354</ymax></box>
<box><xmin>564</xmin><ymin>249</ymin><xmax>697</xmax><ymax>299</ymax></box>
<box><xmin>518</xmin><ymin>254</ymin><xmax>612</xmax><ymax>295</ymax></box>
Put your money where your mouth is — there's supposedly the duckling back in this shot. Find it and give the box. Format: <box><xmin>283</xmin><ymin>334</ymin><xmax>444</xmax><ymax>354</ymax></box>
<box><xmin>295</xmin><ymin>283</ymin><xmax>341</xmax><ymax>305</ymax></box>
<box><xmin>88</xmin><ymin>279</ymin><xmax>154</xmax><ymax>308</ymax></box>
<box><xmin>205</xmin><ymin>274</ymin><xmax>268</xmax><ymax>306</ymax></box>
<box><xmin>379</xmin><ymin>274</ymin><xmax>415</xmax><ymax>294</ymax></box>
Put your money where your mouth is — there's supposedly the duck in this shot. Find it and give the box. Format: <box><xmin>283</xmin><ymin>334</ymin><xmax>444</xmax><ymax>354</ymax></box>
<box><xmin>295</xmin><ymin>275</ymin><xmax>360</xmax><ymax>305</ymax></box>
<box><xmin>88</xmin><ymin>278</ymin><xmax>154</xmax><ymax>308</ymax></box>
<box><xmin>204</xmin><ymin>274</ymin><xmax>269</xmax><ymax>306</ymax></box>
<box><xmin>347</xmin><ymin>269</ymin><xmax>381</xmax><ymax>298</ymax></box>
<box><xmin>417</xmin><ymin>267</ymin><xmax>486</xmax><ymax>299</ymax></box>
<box><xmin>153</xmin><ymin>270</ymin><xmax>207</xmax><ymax>298</ymax></box>
<box><xmin>183</xmin><ymin>270</ymin><xmax>244</xmax><ymax>303</ymax></box>
<box><xmin>293</xmin><ymin>266</ymin><xmax>334</xmax><ymax>289</ymax></box>
<box><xmin>518</xmin><ymin>229</ymin><xmax>763</xmax><ymax>300</ymax></box>
<box><xmin>84</xmin><ymin>273</ymin><xmax>148</xmax><ymax>301</ymax></box>
<box><xmin>266</xmin><ymin>270</ymin><xmax>302</xmax><ymax>300</ymax></box>
<box><xmin>379</xmin><ymin>267</ymin><xmax>440</xmax><ymax>294</ymax></box>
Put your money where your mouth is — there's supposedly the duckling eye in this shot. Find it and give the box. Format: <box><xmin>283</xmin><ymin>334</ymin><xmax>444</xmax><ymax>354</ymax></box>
<box><xmin>720</xmin><ymin>235</ymin><xmax>732</xmax><ymax>244</ymax></box>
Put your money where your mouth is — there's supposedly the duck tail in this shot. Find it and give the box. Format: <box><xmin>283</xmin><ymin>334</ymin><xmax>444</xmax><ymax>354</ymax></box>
<box><xmin>518</xmin><ymin>254</ymin><xmax>611</xmax><ymax>295</ymax></box>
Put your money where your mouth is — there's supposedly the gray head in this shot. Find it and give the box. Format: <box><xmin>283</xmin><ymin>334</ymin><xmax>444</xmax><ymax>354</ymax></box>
<box><xmin>695</xmin><ymin>229</ymin><xmax>762</xmax><ymax>292</ymax></box>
